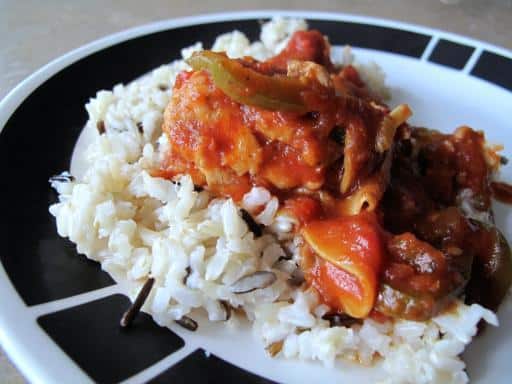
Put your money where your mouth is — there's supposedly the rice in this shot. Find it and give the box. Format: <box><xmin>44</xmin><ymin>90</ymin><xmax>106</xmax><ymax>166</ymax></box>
<box><xmin>49</xmin><ymin>17</ymin><xmax>498</xmax><ymax>384</ymax></box>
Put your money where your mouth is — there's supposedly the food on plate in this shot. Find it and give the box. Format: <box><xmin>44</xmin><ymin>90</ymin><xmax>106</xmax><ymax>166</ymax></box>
<box><xmin>49</xmin><ymin>18</ymin><xmax>512</xmax><ymax>383</ymax></box>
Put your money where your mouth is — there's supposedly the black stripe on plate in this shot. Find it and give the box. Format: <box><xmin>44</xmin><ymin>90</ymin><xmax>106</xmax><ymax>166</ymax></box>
<box><xmin>38</xmin><ymin>294</ymin><xmax>184</xmax><ymax>383</ymax></box>
<box><xmin>471</xmin><ymin>51</ymin><xmax>512</xmax><ymax>91</ymax></box>
<box><xmin>308</xmin><ymin>19</ymin><xmax>431</xmax><ymax>57</ymax></box>
<box><xmin>149</xmin><ymin>348</ymin><xmax>277</xmax><ymax>384</ymax></box>
<box><xmin>428</xmin><ymin>38</ymin><xmax>475</xmax><ymax>69</ymax></box>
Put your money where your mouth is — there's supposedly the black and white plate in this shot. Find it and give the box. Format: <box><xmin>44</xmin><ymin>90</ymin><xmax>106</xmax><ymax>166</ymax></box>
<box><xmin>1</xmin><ymin>11</ymin><xmax>512</xmax><ymax>384</ymax></box>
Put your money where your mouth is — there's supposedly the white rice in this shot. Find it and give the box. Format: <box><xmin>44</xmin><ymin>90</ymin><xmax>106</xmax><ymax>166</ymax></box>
<box><xmin>49</xmin><ymin>17</ymin><xmax>498</xmax><ymax>384</ymax></box>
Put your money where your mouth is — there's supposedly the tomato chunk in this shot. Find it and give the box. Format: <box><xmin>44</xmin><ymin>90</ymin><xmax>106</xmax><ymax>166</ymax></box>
<box><xmin>302</xmin><ymin>214</ymin><xmax>383</xmax><ymax>318</ymax></box>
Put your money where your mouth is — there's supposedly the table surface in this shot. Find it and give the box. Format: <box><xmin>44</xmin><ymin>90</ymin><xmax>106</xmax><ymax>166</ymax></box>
<box><xmin>1</xmin><ymin>0</ymin><xmax>511</xmax><ymax>382</ymax></box>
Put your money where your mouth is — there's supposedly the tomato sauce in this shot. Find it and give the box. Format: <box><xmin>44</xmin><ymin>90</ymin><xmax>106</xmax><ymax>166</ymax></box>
<box><xmin>158</xmin><ymin>29</ymin><xmax>512</xmax><ymax>321</ymax></box>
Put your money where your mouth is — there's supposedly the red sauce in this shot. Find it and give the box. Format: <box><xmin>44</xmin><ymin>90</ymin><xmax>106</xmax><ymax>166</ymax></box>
<box><xmin>281</xmin><ymin>196</ymin><xmax>323</xmax><ymax>225</ymax></box>
<box><xmin>265</xmin><ymin>30</ymin><xmax>335</xmax><ymax>72</ymax></box>
<box><xmin>158</xmin><ymin>28</ymin><xmax>511</xmax><ymax>321</ymax></box>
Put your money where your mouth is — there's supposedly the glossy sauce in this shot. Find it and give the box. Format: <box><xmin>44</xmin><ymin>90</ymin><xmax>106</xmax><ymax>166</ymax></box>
<box><xmin>159</xmin><ymin>29</ymin><xmax>512</xmax><ymax>321</ymax></box>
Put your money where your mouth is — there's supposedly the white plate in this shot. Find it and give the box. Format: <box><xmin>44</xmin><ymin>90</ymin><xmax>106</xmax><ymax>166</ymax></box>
<box><xmin>0</xmin><ymin>10</ymin><xmax>511</xmax><ymax>384</ymax></box>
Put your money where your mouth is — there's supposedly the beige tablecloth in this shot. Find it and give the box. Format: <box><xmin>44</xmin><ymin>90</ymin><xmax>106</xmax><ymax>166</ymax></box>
<box><xmin>1</xmin><ymin>0</ymin><xmax>511</xmax><ymax>382</ymax></box>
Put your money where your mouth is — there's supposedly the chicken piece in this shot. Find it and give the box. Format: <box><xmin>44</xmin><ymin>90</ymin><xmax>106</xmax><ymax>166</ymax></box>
<box><xmin>162</xmin><ymin>70</ymin><xmax>262</xmax><ymax>199</ymax></box>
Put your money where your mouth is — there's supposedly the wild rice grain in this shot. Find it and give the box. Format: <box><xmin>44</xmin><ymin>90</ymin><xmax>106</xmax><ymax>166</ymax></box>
<box><xmin>220</xmin><ymin>300</ymin><xmax>232</xmax><ymax>321</ymax></box>
<box><xmin>322</xmin><ymin>313</ymin><xmax>361</xmax><ymax>328</ymax></box>
<box><xmin>240</xmin><ymin>208</ymin><xmax>263</xmax><ymax>237</ymax></box>
<box><xmin>120</xmin><ymin>277</ymin><xmax>155</xmax><ymax>328</ymax></box>
<box><xmin>49</xmin><ymin>173</ymin><xmax>75</xmax><ymax>183</ymax></box>
<box><xmin>183</xmin><ymin>266</ymin><xmax>192</xmax><ymax>285</ymax></box>
<box><xmin>230</xmin><ymin>271</ymin><xmax>277</xmax><ymax>294</ymax></box>
<box><xmin>175</xmin><ymin>315</ymin><xmax>198</xmax><ymax>331</ymax></box>
<box><xmin>96</xmin><ymin>120</ymin><xmax>106</xmax><ymax>135</ymax></box>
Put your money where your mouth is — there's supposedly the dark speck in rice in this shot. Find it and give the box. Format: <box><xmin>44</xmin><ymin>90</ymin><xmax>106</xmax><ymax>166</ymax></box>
<box><xmin>96</xmin><ymin>120</ymin><xmax>106</xmax><ymax>135</ymax></box>
<box><xmin>240</xmin><ymin>208</ymin><xmax>263</xmax><ymax>238</ymax></box>
<box><xmin>175</xmin><ymin>315</ymin><xmax>198</xmax><ymax>331</ymax></box>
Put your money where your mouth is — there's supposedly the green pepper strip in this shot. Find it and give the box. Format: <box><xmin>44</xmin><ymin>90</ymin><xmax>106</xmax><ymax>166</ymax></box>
<box><xmin>377</xmin><ymin>223</ymin><xmax>512</xmax><ymax>320</ymax></box>
<box><xmin>375</xmin><ymin>284</ymin><xmax>438</xmax><ymax>322</ymax></box>
<box><xmin>375</xmin><ymin>283</ymin><xmax>468</xmax><ymax>321</ymax></box>
<box><xmin>376</xmin><ymin>258</ymin><xmax>473</xmax><ymax>321</ymax></box>
<box><xmin>186</xmin><ymin>51</ymin><xmax>309</xmax><ymax>113</ymax></box>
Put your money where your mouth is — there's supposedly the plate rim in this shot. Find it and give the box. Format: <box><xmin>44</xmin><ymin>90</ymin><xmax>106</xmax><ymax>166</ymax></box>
<box><xmin>1</xmin><ymin>9</ymin><xmax>511</xmax><ymax>384</ymax></box>
<box><xmin>2</xmin><ymin>9</ymin><xmax>511</xmax><ymax>133</ymax></box>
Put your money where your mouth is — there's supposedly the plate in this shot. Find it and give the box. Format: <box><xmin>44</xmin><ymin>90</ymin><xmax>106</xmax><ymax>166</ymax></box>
<box><xmin>1</xmin><ymin>10</ymin><xmax>512</xmax><ymax>384</ymax></box>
